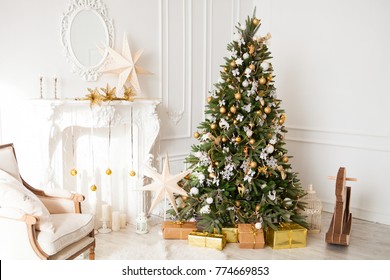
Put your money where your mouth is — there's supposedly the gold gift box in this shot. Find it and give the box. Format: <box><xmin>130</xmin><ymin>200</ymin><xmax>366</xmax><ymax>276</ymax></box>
<box><xmin>214</xmin><ymin>227</ymin><xmax>238</xmax><ymax>243</ymax></box>
<box><xmin>237</xmin><ymin>224</ymin><xmax>265</xmax><ymax>249</ymax></box>
<box><xmin>188</xmin><ymin>231</ymin><xmax>226</xmax><ymax>250</ymax></box>
<box><xmin>162</xmin><ymin>221</ymin><xmax>197</xmax><ymax>239</ymax></box>
<box><xmin>266</xmin><ymin>223</ymin><xmax>307</xmax><ymax>249</ymax></box>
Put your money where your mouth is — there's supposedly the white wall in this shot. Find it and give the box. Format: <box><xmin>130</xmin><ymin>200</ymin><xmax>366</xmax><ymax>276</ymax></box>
<box><xmin>254</xmin><ymin>0</ymin><xmax>390</xmax><ymax>224</ymax></box>
<box><xmin>1</xmin><ymin>0</ymin><xmax>389</xmax><ymax>225</ymax></box>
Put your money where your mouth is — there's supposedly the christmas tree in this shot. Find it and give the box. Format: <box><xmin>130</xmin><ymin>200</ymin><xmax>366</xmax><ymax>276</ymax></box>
<box><xmin>170</xmin><ymin>10</ymin><xmax>307</xmax><ymax>233</ymax></box>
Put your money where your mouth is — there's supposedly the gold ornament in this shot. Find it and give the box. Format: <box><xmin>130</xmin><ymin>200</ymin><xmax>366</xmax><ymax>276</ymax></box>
<box><xmin>207</xmin><ymin>96</ymin><xmax>213</xmax><ymax>103</ymax></box>
<box><xmin>220</xmin><ymin>107</ymin><xmax>226</xmax><ymax>114</ymax></box>
<box><xmin>210</xmin><ymin>123</ymin><xmax>217</xmax><ymax>130</ymax></box>
<box><xmin>249</xmin><ymin>138</ymin><xmax>256</xmax><ymax>145</ymax></box>
<box><xmin>267</xmin><ymin>133</ymin><xmax>273</xmax><ymax>139</ymax></box>
<box><xmin>227</xmin><ymin>112</ymin><xmax>232</xmax><ymax>117</ymax></box>
<box><xmin>248</xmin><ymin>45</ymin><xmax>255</xmax><ymax>55</ymax></box>
<box><xmin>258</xmin><ymin>166</ymin><xmax>267</xmax><ymax>174</ymax></box>
<box><xmin>256</xmin><ymin>110</ymin><xmax>262</xmax><ymax>116</ymax></box>
<box><xmin>278</xmin><ymin>118</ymin><xmax>285</xmax><ymax>125</ymax></box>
<box><xmin>90</xmin><ymin>184</ymin><xmax>97</xmax><ymax>192</ymax></box>
<box><xmin>257</xmin><ymin>90</ymin><xmax>264</xmax><ymax>97</ymax></box>
<box><xmin>252</xmin><ymin>18</ymin><xmax>260</xmax><ymax>26</ymax></box>
<box><xmin>249</xmin><ymin>122</ymin><xmax>254</xmax><ymax>128</ymax></box>
<box><xmin>255</xmin><ymin>205</ymin><xmax>261</xmax><ymax>212</ymax></box>
<box><xmin>236</xmin><ymin>136</ymin><xmax>242</xmax><ymax>143</ymax></box>
<box><xmin>222</xmin><ymin>136</ymin><xmax>228</xmax><ymax>142</ymax></box>
<box><xmin>281</xmin><ymin>113</ymin><xmax>286</xmax><ymax>120</ymax></box>
<box><xmin>106</xmin><ymin>168</ymin><xmax>112</xmax><ymax>175</ymax></box>
<box><xmin>130</xmin><ymin>170</ymin><xmax>136</xmax><ymax>177</ymax></box>
<box><xmin>237</xmin><ymin>184</ymin><xmax>245</xmax><ymax>196</ymax></box>
<box><xmin>84</xmin><ymin>88</ymin><xmax>105</xmax><ymax>107</ymax></box>
<box><xmin>230</xmin><ymin>106</ymin><xmax>237</xmax><ymax>113</ymax></box>
<box><xmin>277</xmin><ymin>165</ymin><xmax>287</xmax><ymax>180</ymax></box>
<box><xmin>226</xmin><ymin>78</ymin><xmax>231</xmax><ymax>82</ymax></box>
<box><xmin>123</xmin><ymin>85</ymin><xmax>136</xmax><ymax>101</ymax></box>
<box><xmin>209</xmin><ymin>172</ymin><xmax>216</xmax><ymax>178</ymax></box>
<box><xmin>233</xmin><ymin>119</ymin><xmax>239</xmax><ymax>125</ymax></box>
<box><xmin>250</xmin><ymin>161</ymin><xmax>258</xmax><ymax>168</ymax></box>
<box><xmin>214</xmin><ymin>161</ymin><xmax>219</xmax><ymax>166</ymax></box>
<box><xmin>282</xmin><ymin>156</ymin><xmax>289</xmax><ymax>163</ymax></box>
<box><xmin>182</xmin><ymin>196</ymin><xmax>188</xmax><ymax>201</ymax></box>
<box><xmin>70</xmin><ymin>168</ymin><xmax>78</xmax><ymax>176</ymax></box>
<box><xmin>224</xmin><ymin>67</ymin><xmax>228</xmax><ymax>72</ymax></box>
<box><xmin>259</xmin><ymin>77</ymin><xmax>267</xmax><ymax>85</ymax></box>
<box><xmin>194</xmin><ymin>132</ymin><xmax>200</xmax><ymax>139</ymax></box>
<box><xmin>264</xmin><ymin>106</ymin><xmax>271</xmax><ymax>114</ymax></box>
<box><xmin>230</xmin><ymin>61</ymin><xmax>236</xmax><ymax>68</ymax></box>
<box><xmin>235</xmin><ymin>200</ymin><xmax>241</xmax><ymax>207</ymax></box>
<box><xmin>249</xmin><ymin>64</ymin><xmax>255</xmax><ymax>71</ymax></box>
<box><xmin>234</xmin><ymin>92</ymin><xmax>242</xmax><ymax>100</ymax></box>
<box><xmin>267</xmin><ymin>74</ymin><xmax>273</xmax><ymax>81</ymax></box>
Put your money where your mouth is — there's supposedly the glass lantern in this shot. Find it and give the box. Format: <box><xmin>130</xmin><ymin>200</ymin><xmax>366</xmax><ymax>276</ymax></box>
<box><xmin>136</xmin><ymin>212</ymin><xmax>148</xmax><ymax>234</ymax></box>
<box><xmin>302</xmin><ymin>184</ymin><xmax>322</xmax><ymax>233</ymax></box>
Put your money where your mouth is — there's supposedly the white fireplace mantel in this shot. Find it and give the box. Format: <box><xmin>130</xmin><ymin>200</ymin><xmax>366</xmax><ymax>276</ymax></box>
<box><xmin>29</xmin><ymin>98</ymin><xmax>161</xmax><ymax>223</ymax></box>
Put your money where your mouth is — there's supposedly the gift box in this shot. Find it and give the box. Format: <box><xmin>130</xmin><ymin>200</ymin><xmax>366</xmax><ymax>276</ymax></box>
<box><xmin>237</xmin><ymin>224</ymin><xmax>265</xmax><ymax>249</ymax></box>
<box><xmin>214</xmin><ymin>227</ymin><xmax>238</xmax><ymax>243</ymax></box>
<box><xmin>162</xmin><ymin>221</ymin><xmax>197</xmax><ymax>239</ymax></box>
<box><xmin>188</xmin><ymin>231</ymin><xmax>226</xmax><ymax>250</ymax></box>
<box><xmin>266</xmin><ymin>223</ymin><xmax>307</xmax><ymax>249</ymax></box>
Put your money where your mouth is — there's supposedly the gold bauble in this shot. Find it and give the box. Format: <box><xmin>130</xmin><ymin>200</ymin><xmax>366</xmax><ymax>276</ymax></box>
<box><xmin>70</xmin><ymin>168</ymin><xmax>78</xmax><ymax>176</ymax></box>
<box><xmin>267</xmin><ymin>74</ymin><xmax>273</xmax><ymax>81</ymax></box>
<box><xmin>130</xmin><ymin>170</ymin><xmax>136</xmax><ymax>177</ymax></box>
<box><xmin>106</xmin><ymin>168</ymin><xmax>112</xmax><ymax>175</ymax></box>
<box><xmin>250</xmin><ymin>161</ymin><xmax>258</xmax><ymax>168</ymax></box>
<box><xmin>259</xmin><ymin>77</ymin><xmax>267</xmax><ymax>85</ymax></box>
<box><xmin>281</xmin><ymin>113</ymin><xmax>286</xmax><ymax>120</ymax></box>
<box><xmin>224</xmin><ymin>67</ymin><xmax>228</xmax><ymax>72</ymax></box>
<box><xmin>230</xmin><ymin>106</ymin><xmax>237</xmax><ymax>113</ymax></box>
<box><xmin>278</xmin><ymin>118</ymin><xmax>285</xmax><ymax>125</ymax></box>
<box><xmin>249</xmin><ymin>64</ymin><xmax>255</xmax><ymax>71</ymax></box>
<box><xmin>222</xmin><ymin>136</ymin><xmax>228</xmax><ymax>142</ymax></box>
<box><xmin>235</xmin><ymin>200</ymin><xmax>241</xmax><ymax>207</ymax></box>
<box><xmin>255</xmin><ymin>204</ymin><xmax>261</xmax><ymax>212</ymax></box>
<box><xmin>267</xmin><ymin>133</ymin><xmax>273</xmax><ymax>139</ymax></box>
<box><xmin>207</xmin><ymin>96</ymin><xmax>213</xmax><ymax>103</ymax></box>
<box><xmin>220</xmin><ymin>107</ymin><xmax>226</xmax><ymax>114</ymax></box>
<box><xmin>249</xmin><ymin>122</ymin><xmax>254</xmax><ymax>128</ymax></box>
<box><xmin>210</xmin><ymin>123</ymin><xmax>217</xmax><ymax>130</ymax></box>
<box><xmin>234</xmin><ymin>92</ymin><xmax>242</xmax><ymax>100</ymax></box>
<box><xmin>264</xmin><ymin>106</ymin><xmax>271</xmax><ymax>114</ymax></box>
<box><xmin>226</xmin><ymin>78</ymin><xmax>231</xmax><ymax>82</ymax></box>
<box><xmin>182</xmin><ymin>196</ymin><xmax>188</xmax><ymax>201</ymax></box>
<box><xmin>252</xmin><ymin>18</ymin><xmax>260</xmax><ymax>25</ymax></box>
<box><xmin>249</xmin><ymin>138</ymin><xmax>256</xmax><ymax>145</ymax></box>
<box><xmin>194</xmin><ymin>132</ymin><xmax>200</xmax><ymax>138</ymax></box>
<box><xmin>230</xmin><ymin>61</ymin><xmax>236</xmax><ymax>68</ymax></box>
<box><xmin>256</xmin><ymin>110</ymin><xmax>262</xmax><ymax>116</ymax></box>
<box><xmin>233</xmin><ymin>119</ymin><xmax>239</xmax><ymax>125</ymax></box>
<box><xmin>282</xmin><ymin>156</ymin><xmax>289</xmax><ymax>163</ymax></box>
<box><xmin>215</xmin><ymin>161</ymin><xmax>219</xmax><ymax>166</ymax></box>
<box><xmin>236</xmin><ymin>136</ymin><xmax>242</xmax><ymax>143</ymax></box>
<box><xmin>209</xmin><ymin>172</ymin><xmax>216</xmax><ymax>178</ymax></box>
<box><xmin>90</xmin><ymin>184</ymin><xmax>97</xmax><ymax>192</ymax></box>
<box><xmin>257</xmin><ymin>90</ymin><xmax>264</xmax><ymax>97</ymax></box>
<box><xmin>227</xmin><ymin>112</ymin><xmax>232</xmax><ymax>117</ymax></box>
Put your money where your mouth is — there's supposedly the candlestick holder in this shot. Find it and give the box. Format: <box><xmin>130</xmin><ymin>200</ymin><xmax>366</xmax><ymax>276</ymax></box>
<box><xmin>54</xmin><ymin>76</ymin><xmax>58</xmax><ymax>99</ymax></box>
<box><xmin>39</xmin><ymin>76</ymin><xmax>43</xmax><ymax>99</ymax></box>
<box><xmin>98</xmin><ymin>218</ymin><xmax>112</xmax><ymax>234</ymax></box>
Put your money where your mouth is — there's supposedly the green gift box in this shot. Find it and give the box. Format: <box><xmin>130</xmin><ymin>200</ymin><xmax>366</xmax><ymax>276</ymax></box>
<box><xmin>266</xmin><ymin>223</ymin><xmax>307</xmax><ymax>249</ymax></box>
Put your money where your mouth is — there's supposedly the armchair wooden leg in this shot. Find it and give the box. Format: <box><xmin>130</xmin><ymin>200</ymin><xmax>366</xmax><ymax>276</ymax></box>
<box><xmin>89</xmin><ymin>244</ymin><xmax>95</xmax><ymax>260</ymax></box>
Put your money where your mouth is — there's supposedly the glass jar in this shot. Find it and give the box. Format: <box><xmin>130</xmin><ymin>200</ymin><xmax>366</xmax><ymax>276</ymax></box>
<box><xmin>303</xmin><ymin>184</ymin><xmax>322</xmax><ymax>233</ymax></box>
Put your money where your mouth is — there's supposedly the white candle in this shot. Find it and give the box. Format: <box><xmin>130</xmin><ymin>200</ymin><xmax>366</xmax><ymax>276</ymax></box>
<box><xmin>112</xmin><ymin>211</ymin><xmax>120</xmax><ymax>231</ymax></box>
<box><xmin>120</xmin><ymin>213</ymin><xmax>127</xmax><ymax>229</ymax></box>
<box><xmin>102</xmin><ymin>204</ymin><xmax>110</xmax><ymax>221</ymax></box>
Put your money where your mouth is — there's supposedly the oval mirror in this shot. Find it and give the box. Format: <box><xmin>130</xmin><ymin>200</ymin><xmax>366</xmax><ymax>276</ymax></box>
<box><xmin>61</xmin><ymin>0</ymin><xmax>114</xmax><ymax>81</ymax></box>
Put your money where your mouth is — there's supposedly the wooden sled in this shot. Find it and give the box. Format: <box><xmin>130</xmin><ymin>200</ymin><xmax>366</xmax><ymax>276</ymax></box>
<box><xmin>325</xmin><ymin>167</ymin><xmax>356</xmax><ymax>246</ymax></box>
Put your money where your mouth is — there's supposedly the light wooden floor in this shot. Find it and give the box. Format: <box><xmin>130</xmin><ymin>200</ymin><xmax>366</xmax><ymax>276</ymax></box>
<box><xmin>94</xmin><ymin>212</ymin><xmax>390</xmax><ymax>260</ymax></box>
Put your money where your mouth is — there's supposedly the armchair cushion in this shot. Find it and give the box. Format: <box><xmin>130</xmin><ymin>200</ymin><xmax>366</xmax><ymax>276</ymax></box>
<box><xmin>37</xmin><ymin>213</ymin><xmax>94</xmax><ymax>256</ymax></box>
<box><xmin>0</xmin><ymin>169</ymin><xmax>54</xmax><ymax>233</ymax></box>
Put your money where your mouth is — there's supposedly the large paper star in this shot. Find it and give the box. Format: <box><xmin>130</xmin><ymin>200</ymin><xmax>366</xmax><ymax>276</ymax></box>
<box><xmin>142</xmin><ymin>156</ymin><xmax>190</xmax><ymax>215</ymax></box>
<box><xmin>101</xmin><ymin>33</ymin><xmax>150</xmax><ymax>94</ymax></box>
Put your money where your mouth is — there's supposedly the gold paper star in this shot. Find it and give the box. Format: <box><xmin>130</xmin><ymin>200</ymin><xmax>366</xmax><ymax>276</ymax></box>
<box><xmin>100</xmin><ymin>83</ymin><xmax>117</xmax><ymax>101</ymax></box>
<box><xmin>101</xmin><ymin>33</ymin><xmax>150</xmax><ymax>94</ymax></box>
<box><xmin>85</xmin><ymin>88</ymin><xmax>104</xmax><ymax>107</ymax></box>
<box><xmin>141</xmin><ymin>155</ymin><xmax>190</xmax><ymax>215</ymax></box>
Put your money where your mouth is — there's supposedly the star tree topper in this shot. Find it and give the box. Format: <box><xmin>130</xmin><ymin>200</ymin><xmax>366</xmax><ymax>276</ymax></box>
<box><xmin>142</xmin><ymin>155</ymin><xmax>190</xmax><ymax>215</ymax></box>
<box><xmin>101</xmin><ymin>32</ymin><xmax>150</xmax><ymax>94</ymax></box>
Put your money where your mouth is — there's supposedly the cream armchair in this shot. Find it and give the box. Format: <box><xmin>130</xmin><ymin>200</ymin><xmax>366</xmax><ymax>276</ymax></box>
<box><xmin>0</xmin><ymin>143</ymin><xmax>95</xmax><ymax>260</ymax></box>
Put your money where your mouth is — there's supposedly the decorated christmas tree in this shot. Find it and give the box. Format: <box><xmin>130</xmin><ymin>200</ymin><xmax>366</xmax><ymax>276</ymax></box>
<box><xmin>170</xmin><ymin>10</ymin><xmax>307</xmax><ymax>233</ymax></box>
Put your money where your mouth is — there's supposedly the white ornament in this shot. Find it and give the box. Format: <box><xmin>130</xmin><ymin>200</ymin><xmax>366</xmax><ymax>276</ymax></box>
<box><xmin>268</xmin><ymin>190</ymin><xmax>276</xmax><ymax>201</ymax></box>
<box><xmin>261</xmin><ymin>62</ymin><xmax>270</xmax><ymax>71</ymax></box>
<box><xmin>243</xmin><ymin>52</ymin><xmax>250</xmax><ymax>60</ymax></box>
<box><xmin>190</xmin><ymin>187</ymin><xmax>199</xmax><ymax>196</ymax></box>
<box><xmin>255</xmin><ymin>222</ymin><xmax>262</xmax><ymax>229</ymax></box>
<box><xmin>266</xmin><ymin>144</ymin><xmax>274</xmax><ymax>154</ymax></box>
<box><xmin>242</xmin><ymin>80</ymin><xmax>249</xmax><ymax>87</ymax></box>
<box><xmin>206</xmin><ymin>197</ymin><xmax>213</xmax><ymax>204</ymax></box>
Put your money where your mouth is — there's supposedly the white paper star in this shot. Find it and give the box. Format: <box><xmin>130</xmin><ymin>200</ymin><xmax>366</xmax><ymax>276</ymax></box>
<box><xmin>142</xmin><ymin>155</ymin><xmax>190</xmax><ymax>215</ymax></box>
<box><xmin>101</xmin><ymin>33</ymin><xmax>150</xmax><ymax>94</ymax></box>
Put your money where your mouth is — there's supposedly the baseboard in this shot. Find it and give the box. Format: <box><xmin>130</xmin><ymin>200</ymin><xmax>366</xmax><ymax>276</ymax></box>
<box><xmin>322</xmin><ymin>202</ymin><xmax>390</xmax><ymax>225</ymax></box>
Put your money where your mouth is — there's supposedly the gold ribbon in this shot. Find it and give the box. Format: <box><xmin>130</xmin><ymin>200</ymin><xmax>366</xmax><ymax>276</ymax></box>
<box><xmin>250</xmin><ymin>225</ymin><xmax>259</xmax><ymax>249</ymax></box>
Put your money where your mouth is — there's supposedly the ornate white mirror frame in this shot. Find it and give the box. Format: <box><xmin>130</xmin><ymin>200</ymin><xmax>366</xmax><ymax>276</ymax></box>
<box><xmin>61</xmin><ymin>0</ymin><xmax>114</xmax><ymax>81</ymax></box>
